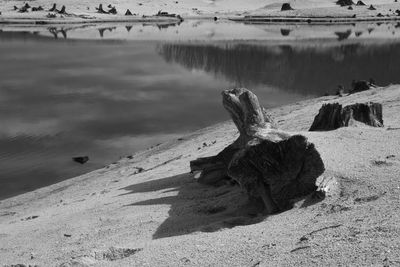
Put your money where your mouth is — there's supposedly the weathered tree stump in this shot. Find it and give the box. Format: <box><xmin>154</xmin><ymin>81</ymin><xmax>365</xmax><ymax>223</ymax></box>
<box><xmin>125</xmin><ymin>9</ymin><xmax>133</xmax><ymax>16</ymax></box>
<box><xmin>190</xmin><ymin>88</ymin><xmax>325</xmax><ymax>214</ymax></box>
<box><xmin>281</xmin><ymin>3</ymin><xmax>294</xmax><ymax>11</ymax></box>
<box><xmin>58</xmin><ymin>5</ymin><xmax>67</xmax><ymax>14</ymax></box>
<box><xmin>109</xmin><ymin>7</ymin><xmax>117</xmax><ymax>14</ymax></box>
<box><xmin>309</xmin><ymin>102</ymin><xmax>383</xmax><ymax>131</ymax></box>
<box><xmin>96</xmin><ymin>4</ymin><xmax>109</xmax><ymax>14</ymax></box>
<box><xmin>350</xmin><ymin>79</ymin><xmax>375</xmax><ymax>94</ymax></box>
<box><xmin>49</xmin><ymin>3</ymin><xmax>58</xmax><ymax>12</ymax></box>
<box><xmin>336</xmin><ymin>0</ymin><xmax>354</xmax><ymax>6</ymax></box>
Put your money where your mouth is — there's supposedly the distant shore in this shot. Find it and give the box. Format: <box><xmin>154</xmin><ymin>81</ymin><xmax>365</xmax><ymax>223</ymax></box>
<box><xmin>1</xmin><ymin>0</ymin><xmax>400</xmax><ymax>25</ymax></box>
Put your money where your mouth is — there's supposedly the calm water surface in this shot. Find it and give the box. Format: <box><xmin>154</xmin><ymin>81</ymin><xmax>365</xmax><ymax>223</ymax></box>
<box><xmin>1</xmin><ymin>21</ymin><xmax>400</xmax><ymax>199</ymax></box>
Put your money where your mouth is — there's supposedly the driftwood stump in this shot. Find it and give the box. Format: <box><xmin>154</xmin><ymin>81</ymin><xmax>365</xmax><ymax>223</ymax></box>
<box><xmin>336</xmin><ymin>0</ymin><xmax>354</xmax><ymax>6</ymax></box>
<box><xmin>281</xmin><ymin>3</ymin><xmax>294</xmax><ymax>11</ymax></box>
<box><xmin>190</xmin><ymin>88</ymin><xmax>325</xmax><ymax>214</ymax></box>
<box><xmin>49</xmin><ymin>3</ymin><xmax>58</xmax><ymax>12</ymax></box>
<box><xmin>96</xmin><ymin>4</ymin><xmax>109</xmax><ymax>14</ymax></box>
<box><xmin>309</xmin><ymin>102</ymin><xmax>383</xmax><ymax>131</ymax></box>
<box><xmin>350</xmin><ymin>79</ymin><xmax>375</xmax><ymax>94</ymax></box>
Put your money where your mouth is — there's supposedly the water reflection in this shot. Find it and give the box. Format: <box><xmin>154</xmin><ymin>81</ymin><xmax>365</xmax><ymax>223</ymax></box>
<box><xmin>98</xmin><ymin>27</ymin><xmax>117</xmax><ymax>38</ymax></box>
<box><xmin>158</xmin><ymin>41</ymin><xmax>400</xmax><ymax>94</ymax></box>
<box><xmin>335</xmin><ymin>30</ymin><xmax>352</xmax><ymax>41</ymax></box>
<box><xmin>280</xmin><ymin>29</ymin><xmax>292</xmax><ymax>36</ymax></box>
<box><xmin>2</xmin><ymin>20</ymin><xmax>400</xmax><ymax>41</ymax></box>
<box><xmin>48</xmin><ymin>27</ymin><xmax>67</xmax><ymax>39</ymax></box>
<box><xmin>0</xmin><ymin>39</ymin><xmax>235</xmax><ymax>200</ymax></box>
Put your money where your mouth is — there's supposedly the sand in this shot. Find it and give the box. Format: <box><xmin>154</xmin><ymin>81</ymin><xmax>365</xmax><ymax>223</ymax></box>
<box><xmin>1</xmin><ymin>84</ymin><xmax>400</xmax><ymax>266</ymax></box>
<box><xmin>1</xmin><ymin>0</ymin><xmax>400</xmax><ymax>24</ymax></box>
<box><xmin>1</xmin><ymin>1</ymin><xmax>400</xmax><ymax>266</ymax></box>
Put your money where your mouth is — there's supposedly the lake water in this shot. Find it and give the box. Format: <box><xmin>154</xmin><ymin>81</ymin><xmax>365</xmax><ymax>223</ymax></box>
<box><xmin>1</xmin><ymin>20</ymin><xmax>400</xmax><ymax>199</ymax></box>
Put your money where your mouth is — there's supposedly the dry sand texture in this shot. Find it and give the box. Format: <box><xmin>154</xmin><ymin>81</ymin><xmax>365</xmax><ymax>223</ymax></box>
<box><xmin>1</xmin><ymin>0</ymin><xmax>400</xmax><ymax>23</ymax></box>
<box><xmin>0</xmin><ymin>85</ymin><xmax>399</xmax><ymax>266</ymax></box>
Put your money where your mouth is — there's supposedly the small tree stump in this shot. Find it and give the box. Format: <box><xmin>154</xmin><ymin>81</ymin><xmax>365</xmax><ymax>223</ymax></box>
<box><xmin>58</xmin><ymin>5</ymin><xmax>67</xmax><ymax>14</ymax></box>
<box><xmin>281</xmin><ymin>3</ymin><xmax>294</xmax><ymax>11</ymax></box>
<box><xmin>309</xmin><ymin>102</ymin><xmax>383</xmax><ymax>131</ymax></box>
<box><xmin>49</xmin><ymin>3</ymin><xmax>58</xmax><ymax>12</ymax></box>
<box><xmin>336</xmin><ymin>0</ymin><xmax>354</xmax><ymax>6</ymax></box>
<box><xmin>190</xmin><ymin>88</ymin><xmax>325</xmax><ymax>214</ymax></box>
<box><xmin>96</xmin><ymin>4</ymin><xmax>109</xmax><ymax>14</ymax></box>
<box><xmin>350</xmin><ymin>79</ymin><xmax>375</xmax><ymax>94</ymax></box>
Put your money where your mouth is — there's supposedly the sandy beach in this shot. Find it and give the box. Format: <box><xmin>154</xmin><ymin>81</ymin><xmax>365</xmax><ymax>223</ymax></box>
<box><xmin>1</xmin><ymin>0</ymin><xmax>400</xmax><ymax>266</ymax></box>
<box><xmin>1</xmin><ymin>0</ymin><xmax>400</xmax><ymax>24</ymax></box>
<box><xmin>1</xmin><ymin>84</ymin><xmax>399</xmax><ymax>266</ymax></box>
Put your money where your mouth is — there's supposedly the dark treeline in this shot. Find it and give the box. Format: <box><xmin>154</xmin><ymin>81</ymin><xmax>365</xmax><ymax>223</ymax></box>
<box><xmin>158</xmin><ymin>42</ymin><xmax>400</xmax><ymax>95</ymax></box>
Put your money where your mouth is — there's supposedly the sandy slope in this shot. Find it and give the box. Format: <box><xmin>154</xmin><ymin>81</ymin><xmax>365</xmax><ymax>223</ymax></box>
<box><xmin>1</xmin><ymin>0</ymin><xmax>400</xmax><ymax>23</ymax></box>
<box><xmin>1</xmin><ymin>85</ymin><xmax>400</xmax><ymax>266</ymax></box>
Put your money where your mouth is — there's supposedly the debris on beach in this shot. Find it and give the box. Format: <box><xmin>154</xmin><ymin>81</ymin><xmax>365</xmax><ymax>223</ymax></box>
<box><xmin>73</xmin><ymin>156</ymin><xmax>89</xmax><ymax>164</ymax></box>
<box><xmin>336</xmin><ymin>0</ymin><xmax>354</xmax><ymax>6</ymax></box>
<box><xmin>58</xmin><ymin>5</ymin><xmax>67</xmax><ymax>15</ymax></box>
<box><xmin>21</xmin><ymin>215</ymin><xmax>39</xmax><ymax>221</ymax></box>
<box><xmin>309</xmin><ymin>102</ymin><xmax>383</xmax><ymax>131</ymax></box>
<box><xmin>31</xmin><ymin>6</ymin><xmax>44</xmax><ymax>12</ymax></box>
<box><xmin>350</xmin><ymin>79</ymin><xmax>376</xmax><ymax>94</ymax></box>
<box><xmin>18</xmin><ymin>5</ymin><xmax>29</xmax><ymax>13</ymax></box>
<box><xmin>156</xmin><ymin>10</ymin><xmax>184</xmax><ymax>21</ymax></box>
<box><xmin>46</xmin><ymin>13</ymin><xmax>57</xmax><ymax>18</ymax></box>
<box><xmin>125</xmin><ymin>9</ymin><xmax>133</xmax><ymax>16</ymax></box>
<box><xmin>281</xmin><ymin>3</ymin><xmax>294</xmax><ymax>11</ymax></box>
<box><xmin>109</xmin><ymin>6</ymin><xmax>117</xmax><ymax>14</ymax></box>
<box><xmin>96</xmin><ymin>4</ymin><xmax>109</xmax><ymax>14</ymax></box>
<box><xmin>94</xmin><ymin>247</ymin><xmax>143</xmax><ymax>261</ymax></box>
<box><xmin>49</xmin><ymin>3</ymin><xmax>58</xmax><ymax>12</ymax></box>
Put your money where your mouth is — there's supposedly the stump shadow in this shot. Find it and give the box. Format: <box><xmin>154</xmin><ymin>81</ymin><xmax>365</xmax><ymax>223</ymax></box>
<box><xmin>120</xmin><ymin>173</ymin><xmax>265</xmax><ymax>239</ymax></box>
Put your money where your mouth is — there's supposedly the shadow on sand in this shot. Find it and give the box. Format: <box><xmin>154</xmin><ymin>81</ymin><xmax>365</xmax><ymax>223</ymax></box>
<box><xmin>120</xmin><ymin>173</ymin><xmax>267</xmax><ymax>239</ymax></box>
<box><xmin>120</xmin><ymin>171</ymin><xmax>326</xmax><ymax>239</ymax></box>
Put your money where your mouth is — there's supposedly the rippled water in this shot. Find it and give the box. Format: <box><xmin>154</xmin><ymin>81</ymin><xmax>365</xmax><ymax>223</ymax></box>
<box><xmin>1</xmin><ymin>21</ymin><xmax>400</xmax><ymax>199</ymax></box>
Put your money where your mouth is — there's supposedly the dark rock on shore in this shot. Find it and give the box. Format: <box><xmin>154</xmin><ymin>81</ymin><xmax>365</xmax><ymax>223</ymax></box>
<box><xmin>73</xmin><ymin>156</ymin><xmax>89</xmax><ymax>164</ymax></box>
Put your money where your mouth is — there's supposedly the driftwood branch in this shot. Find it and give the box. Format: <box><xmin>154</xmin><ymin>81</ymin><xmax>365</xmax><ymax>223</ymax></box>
<box><xmin>190</xmin><ymin>88</ymin><xmax>325</xmax><ymax>214</ymax></box>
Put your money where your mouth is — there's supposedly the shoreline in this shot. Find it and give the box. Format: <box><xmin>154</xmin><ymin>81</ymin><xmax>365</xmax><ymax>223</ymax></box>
<box><xmin>1</xmin><ymin>15</ymin><xmax>400</xmax><ymax>26</ymax></box>
<box><xmin>2</xmin><ymin>1</ymin><xmax>400</xmax><ymax>26</ymax></box>
<box><xmin>1</xmin><ymin>85</ymin><xmax>399</xmax><ymax>265</ymax></box>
